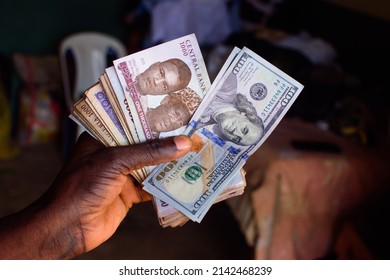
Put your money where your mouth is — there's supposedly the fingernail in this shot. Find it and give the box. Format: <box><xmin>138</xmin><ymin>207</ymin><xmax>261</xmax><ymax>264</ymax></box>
<box><xmin>173</xmin><ymin>135</ymin><xmax>192</xmax><ymax>151</ymax></box>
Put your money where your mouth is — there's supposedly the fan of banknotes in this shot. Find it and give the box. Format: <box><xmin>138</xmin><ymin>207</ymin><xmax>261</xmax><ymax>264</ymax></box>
<box><xmin>69</xmin><ymin>33</ymin><xmax>304</xmax><ymax>227</ymax></box>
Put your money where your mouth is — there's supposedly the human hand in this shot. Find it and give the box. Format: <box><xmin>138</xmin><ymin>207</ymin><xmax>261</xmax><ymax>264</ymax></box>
<box><xmin>0</xmin><ymin>132</ymin><xmax>193</xmax><ymax>259</ymax></box>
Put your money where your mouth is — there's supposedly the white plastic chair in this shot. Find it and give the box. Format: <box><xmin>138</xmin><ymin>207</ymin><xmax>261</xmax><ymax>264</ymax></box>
<box><xmin>59</xmin><ymin>31</ymin><xmax>127</xmax><ymax>142</ymax></box>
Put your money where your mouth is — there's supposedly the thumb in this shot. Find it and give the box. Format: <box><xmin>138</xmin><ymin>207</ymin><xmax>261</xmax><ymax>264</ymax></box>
<box><xmin>107</xmin><ymin>135</ymin><xmax>193</xmax><ymax>175</ymax></box>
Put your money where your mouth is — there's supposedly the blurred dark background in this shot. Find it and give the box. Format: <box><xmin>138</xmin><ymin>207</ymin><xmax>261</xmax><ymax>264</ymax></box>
<box><xmin>0</xmin><ymin>0</ymin><xmax>389</xmax><ymax>259</ymax></box>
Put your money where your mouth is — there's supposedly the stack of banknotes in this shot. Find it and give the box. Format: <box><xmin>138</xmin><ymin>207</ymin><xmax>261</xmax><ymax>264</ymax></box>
<box><xmin>70</xmin><ymin>33</ymin><xmax>304</xmax><ymax>227</ymax></box>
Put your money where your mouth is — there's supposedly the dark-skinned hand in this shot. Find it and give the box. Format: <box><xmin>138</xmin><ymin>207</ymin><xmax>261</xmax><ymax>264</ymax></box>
<box><xmin>0</xmin><ymin>132</ymin><xmax>193</xmax><ymax>259</ymax></box>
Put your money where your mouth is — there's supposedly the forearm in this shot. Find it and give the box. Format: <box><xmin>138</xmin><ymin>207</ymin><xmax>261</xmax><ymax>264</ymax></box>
<box><xmin>0</xmin><ymin>200</ymin><xmax>85</xmax><ymax>260</ymax></box>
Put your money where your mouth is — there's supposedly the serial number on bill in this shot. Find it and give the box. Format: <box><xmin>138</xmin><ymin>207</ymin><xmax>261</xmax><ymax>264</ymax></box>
<box><xmin>212</xmin><ymin>266</ymin><xmax>272</xmax><ymax>276</ymax></box>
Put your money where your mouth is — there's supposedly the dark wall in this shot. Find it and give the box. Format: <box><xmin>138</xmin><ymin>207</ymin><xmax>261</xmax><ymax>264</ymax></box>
<box><xmin>0</xmin><ymin>0</ymin><xmax>129</xmax><ymax>55</ymax></box>
<box><xmin>268</xmin><ymin>0</ymin><xmax>390</xmax><ymax>84</ymax></box>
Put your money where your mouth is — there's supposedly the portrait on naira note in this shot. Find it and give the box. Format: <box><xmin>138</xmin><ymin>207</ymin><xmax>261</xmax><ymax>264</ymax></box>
<box><xmin>135</xmin><ymin>58</ymin><xmax>192</xmax><ymax>96</ymax></box>
<box><xmin>134</xmin><ymin>58</ymin><xmax>203</xmax><ymax>138</ymax></box>
<box><xmin>145</xmin><ymin>87</ymin><xmax>202</xmax><ymax>137</ymax></box>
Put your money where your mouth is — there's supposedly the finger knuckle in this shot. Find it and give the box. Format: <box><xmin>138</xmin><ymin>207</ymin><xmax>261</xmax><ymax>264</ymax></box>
<box><xmin>144</xmin><ymin>140</ymin><xmax>164</xmax><ymax>159</ymax></box>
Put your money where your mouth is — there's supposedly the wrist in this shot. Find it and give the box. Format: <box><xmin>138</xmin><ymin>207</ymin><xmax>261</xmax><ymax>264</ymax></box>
<box><xmin>0</xmin><ymin>198</ymin><xmax>85</xmax><ymax>259</ymax></box>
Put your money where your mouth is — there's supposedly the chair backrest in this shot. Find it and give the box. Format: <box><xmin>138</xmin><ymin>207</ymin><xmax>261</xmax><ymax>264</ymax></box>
<box><xmin>59</xmin><ymin>32</ymin><xmax>127</xmax><ymax>110</ymax></box>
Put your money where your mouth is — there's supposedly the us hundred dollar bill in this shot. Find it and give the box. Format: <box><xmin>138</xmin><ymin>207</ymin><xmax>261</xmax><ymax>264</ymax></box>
<box><xmin>143</xmin><ymin>47</ymin><xmax>304</xmax><ymax>222</ymax></box>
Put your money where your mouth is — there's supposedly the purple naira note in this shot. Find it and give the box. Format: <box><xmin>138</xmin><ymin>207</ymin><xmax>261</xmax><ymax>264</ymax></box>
<box><xmin>117</xmin><ymin>62</ymin><xmax>153</xmax><ymax>140</ymax></box>
<box><xmin>95</xmin><ymin>91</ymin><xmax>127</xmax><ymax>140</ymax></box>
